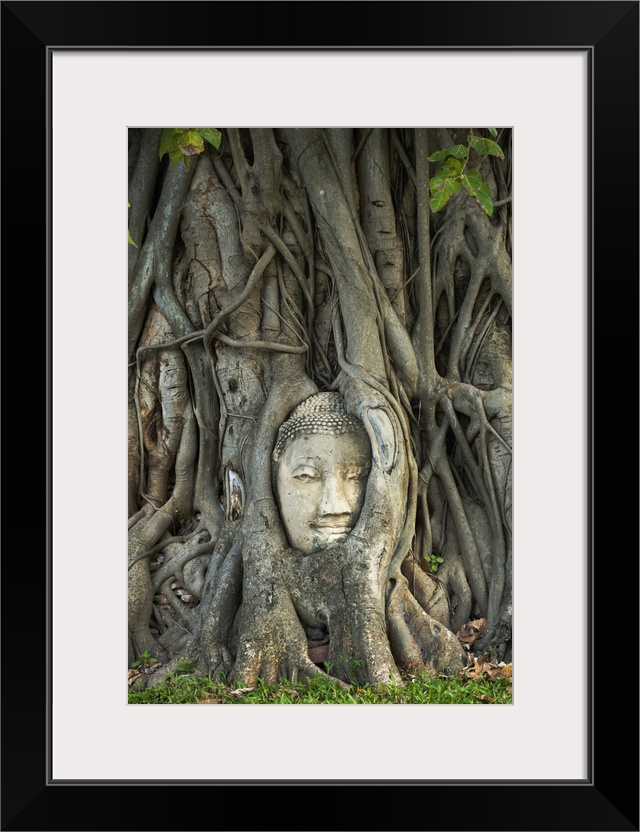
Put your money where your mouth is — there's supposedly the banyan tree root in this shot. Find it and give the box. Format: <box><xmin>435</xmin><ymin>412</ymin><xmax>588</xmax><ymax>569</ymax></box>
<box><xmin>386</xmin><ymin>577</ymin><xmax>468</xmax><ymax>676</ymax></box>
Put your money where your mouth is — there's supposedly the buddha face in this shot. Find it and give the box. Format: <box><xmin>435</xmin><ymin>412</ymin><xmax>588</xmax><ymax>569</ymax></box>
<box><xmin>276</xmin><ymin>431</ymin><xmax>371</xmax><ymax>554</ymax></box>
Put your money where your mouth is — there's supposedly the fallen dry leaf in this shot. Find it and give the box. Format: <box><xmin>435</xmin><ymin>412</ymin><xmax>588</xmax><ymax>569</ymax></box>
<box><xmin>470</xmin><ymin>617</ymin><xmax>487</xmax><ymax>632</ymax></box>
<box><xmin>128</xmin><ymin>669</ymin><xmax>143</xmax><ymax>686</ymax></box>
<box><xmin>228</xmin><ymin>687</ymin><xmax>254</xmax><ymax>696</ymax></box>
<box><xmin>460</xmin><ymin>652</ymin><xmax>513</xmax><ymax>681</ymax></box>
<box><xmin>457</xmin><ymin>618</ymin><xmax>488</xmax><ymax>645</ymax></box>
<box><xmin>475</xmin><ymin>694</ymin><xmax>494</xmax><ymax>703</ymax></box>
<box><xmin>198</xmin><ymin>698</ymin><xmax>223</xmax><ymax>704</ymax></box>
<box><xmin>468</xmin><ymin>666</ymin><xmax>491</xmax><ymax>679</ymax></box>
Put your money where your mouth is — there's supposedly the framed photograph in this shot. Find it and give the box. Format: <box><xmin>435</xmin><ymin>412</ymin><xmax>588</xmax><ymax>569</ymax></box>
<box><xmin>3</xmin><ymin>2</ymin><xmax>637</xmax><ymax>830</ymax></box>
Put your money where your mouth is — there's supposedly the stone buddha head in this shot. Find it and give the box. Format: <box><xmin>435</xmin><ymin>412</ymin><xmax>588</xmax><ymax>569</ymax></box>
<box><xmin>273</xmin><ymin>392</ymin><xmax>372</xmax><ymax>554</ymax></box>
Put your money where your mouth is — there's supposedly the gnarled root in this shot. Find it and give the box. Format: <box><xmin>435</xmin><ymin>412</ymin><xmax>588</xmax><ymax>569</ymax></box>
<box><xmin>400</xmin><ymin>555</ymin><xmax>451</xmax><ymax>629</ymax></box>
<box><xmin>231</xmin><ymin>580</ymin><xmax>334</xmax><ymax>688</ymax></box>
<box><xmin>387</xmin><ymin>578</ymin><xmax>467</xmax><ymax>675</ymax></box>
<box><xmin>198</xmin><ymin>534</ymin><xmax>243</xmax><ymax>677</ymax></box>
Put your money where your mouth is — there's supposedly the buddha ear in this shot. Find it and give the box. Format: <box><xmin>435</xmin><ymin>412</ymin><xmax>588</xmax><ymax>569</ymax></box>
<box><xmin>364</xmin><ymin>407</ymin><xmax>398</xmax><ymax>474</ymax></box>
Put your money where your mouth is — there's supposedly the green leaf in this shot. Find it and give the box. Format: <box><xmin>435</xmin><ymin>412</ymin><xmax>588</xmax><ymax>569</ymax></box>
<box><xmin>461</xmin><ymin>171</ymin><xmax>494</xmax><ymax>214</ymax></box>
<box><xmin>159</xmin><ymin>128</ymin><xmax>182</xmax><ymax>159</ymax></box>
<box><xmin>436</xmin><ymin>557</ymin><xmax>445</xmax><ymax>563</ymax></box>
<box><xmin>461</xmin><ymin>169</ymin><xmax>483</xmax><ymax>195</ymax></box>
<box><xmin>168</xmin><ymin>145</ymin><xmax>184</xmax><ymax>167</ymax></box>
<box><xmin>431</xmin><ymin>564</ymin><xmax>438</xmax><ymax>572</ymax></box>
<box><xmin>469</xmin><ymin>135</ymin><xmax>504</xmax><ymax>160</ymax></box>
<box><xmin>429</xmin><ymin>194</ymin><xmax>448</xmax><ymax>212</ymax></box>
<box><xmin>178</xmin><ymin>130</ymin><xmax>205</xmax><ymax>156</ymax></box>
<box><xmin>197</xmin><ymin>128</ymin><xmax>222</xmax><ymax>149</ymax></box>
<box><xmin>429</xmin><ymin>176</ymin><xmax>462</xmax><ymax>212</ymax></box>
<box><xmin>472</xmin><ymin>182</ymin><xmax>494</xmax><ymax>215</ymax></box>
<box><xmin>429</xmin><ymin>157</ymin><xmax>464</xmax><ymax>189</ymax></box>
<box><xmin>488</xmin><ymin>128</ymin><xmax>498</xmax><ymax>138</ymax></box>
<box><xmin>428</xmin><ymin>144</ymin><xmax>469</xmax><ymax>163</ymax></box>
<box><xmin>131</xmin><ymin>660</ymin><xmax>141</xmax><ymax>668</ymax></box>
<box><xmin>128</xmin><ymin>230</ymin><xmax>138</xmax><ymax>248</ymax></box>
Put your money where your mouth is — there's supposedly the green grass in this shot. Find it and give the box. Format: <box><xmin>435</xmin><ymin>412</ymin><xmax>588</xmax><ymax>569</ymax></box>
<box><xmin>128</xmin><ymin>669</ymin><xmax>512</xmax><ymax>705</ymax></box>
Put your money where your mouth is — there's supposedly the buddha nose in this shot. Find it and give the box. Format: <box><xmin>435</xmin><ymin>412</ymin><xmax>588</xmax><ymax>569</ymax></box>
<box><xmin>320</xmin><ymin>474</ymin><xmax>351</xmax><ymax>516</ymax></box>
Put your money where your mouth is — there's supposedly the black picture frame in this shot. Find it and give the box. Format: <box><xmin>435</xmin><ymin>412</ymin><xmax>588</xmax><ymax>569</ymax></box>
<box><xmin>2</xmin><ymin>2</ymin><xmax>637</xmax><ymax>830</ymax></box>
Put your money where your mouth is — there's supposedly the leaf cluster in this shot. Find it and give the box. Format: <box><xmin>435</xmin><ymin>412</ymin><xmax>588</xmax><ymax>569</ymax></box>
<box><xmin>428</xmin><ymin>130</ymin><xmax>504</xmax><ymax>216</ymax></box>
<box><xmin>159</xmin><ymin>127</ymin><xmax>222</xmax><ymax>169</ymax></box>
<box><xmin>131</xmin><ymin>649</ymin><xmax>157</xmax><ymax>669</ymax></box>
<box><xmin>422</xmin><ymin>552</ymin><xmax>445</xmax><ymax>573</ymax></box>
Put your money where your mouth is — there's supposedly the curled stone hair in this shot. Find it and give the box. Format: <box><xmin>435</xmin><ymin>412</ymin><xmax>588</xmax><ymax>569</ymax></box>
<box><xmin>272</xmin><ymin>392</ymin><xmax>369</xmax><ymax>463</ymax></box>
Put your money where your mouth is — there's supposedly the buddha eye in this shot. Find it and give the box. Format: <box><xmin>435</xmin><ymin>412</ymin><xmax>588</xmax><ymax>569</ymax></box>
<box><xmin>292</xmin><ymin>468</ymin><xmax>320</xmax><ymax>482</ymax></box>
<box><xmin>346</xmin><ymin>466</ymin><xmax>370</xmax><ymax>480</ymax></box>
